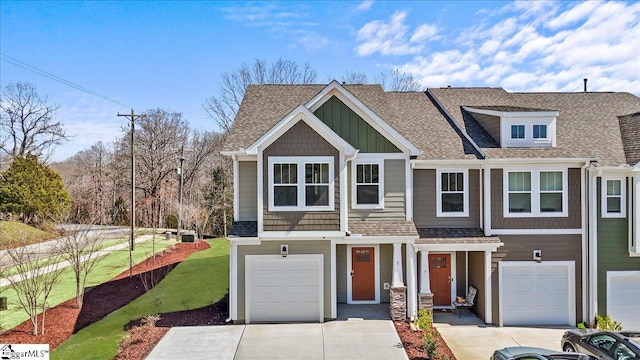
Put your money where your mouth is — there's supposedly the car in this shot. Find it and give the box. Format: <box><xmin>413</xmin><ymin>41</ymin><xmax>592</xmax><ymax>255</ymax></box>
<box><xmin>491</xmin><ymin>346</ymin><xmax>598</xmax><ymax>360</ymax></box>
<box><xmin>561</xmin><ymin>330</ymin><xmax>640</xmax><ymax>360</ymax></box>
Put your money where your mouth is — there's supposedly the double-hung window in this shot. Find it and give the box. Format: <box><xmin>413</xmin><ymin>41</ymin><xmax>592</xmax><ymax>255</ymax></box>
<box><xmin>352</xmin><ymin>159</ymin><xmax>384</xmax><ymax>209</ymax></box>
<box><xmin>533</xmin><ymin>124</ymin><xmax>547</xmax><ymax>139</ymax></box>
<box><xmin>504</xmin><ymin>169</ymin><xmax>568</xmax><ymax>217</ymax></box>
<box><xmin>436</xmin><ymin>169</ymin><xmax>469</xmax><ymax>217</ymax></box>
<box><xmin>601</xmin><ymin>177</ymin><xmax>626</xmax><ymax>218</ymax></box>
<box><xmin>511</xmin><ymin>125</ymin><xmax>525</xmax><ymax>139</ymax></box>
<box><xmin>268</xmin><ymin>156</ymin><xmax>334</xmax><ymax>211</ymax></box>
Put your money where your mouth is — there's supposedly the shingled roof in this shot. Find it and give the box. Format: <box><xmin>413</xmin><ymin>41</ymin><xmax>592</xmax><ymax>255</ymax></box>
<box><xmin>428</xmin><ymin>88</ymin><xmax>640</xmax><ymax>166</ymax></box>
<box><xmin>618</xmin><ymin>112</ymin><xmax>640</xmax><ymax>166</ymax></box>
<box><xmin>223</xmin><ymin>83</ymin><xmax>482</xmax><ymax>160</ymax></box>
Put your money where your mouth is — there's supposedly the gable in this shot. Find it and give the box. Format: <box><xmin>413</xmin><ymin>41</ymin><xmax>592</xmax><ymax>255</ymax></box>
<box><xmin>314</xmin><ymin>96</ymin><xmax>400</xmax><ymax>153</ymax></box>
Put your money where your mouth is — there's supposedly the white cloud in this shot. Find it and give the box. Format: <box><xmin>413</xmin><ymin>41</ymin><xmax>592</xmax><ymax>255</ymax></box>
<box><xmin>378</xmin><ymin>1</ymin><xmax>640</xmax><ymax>94</ymax></box>
<box><xmin>355</xmin><ymin>0</ymin><xmax>373</xmax><ymax>12</ymax></box>
<box><xmin>355</xmin><ymin>11</ymin><xmax>438</xmax><ymax>56</ymax></box>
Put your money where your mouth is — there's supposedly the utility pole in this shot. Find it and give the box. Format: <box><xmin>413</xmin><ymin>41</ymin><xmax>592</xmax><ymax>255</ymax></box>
<box><xmin>118</xmin><ymin>109</ymin><xmax>145</xmax><ymax>277</ymax></box>
<box><xmin>177</xmin><ymin>145</ymin><xmax>186</xmax><ymax>242</ymax></box>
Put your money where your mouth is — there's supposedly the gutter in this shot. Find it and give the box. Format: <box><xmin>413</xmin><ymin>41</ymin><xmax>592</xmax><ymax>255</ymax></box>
<box><xmin>425</xmin><ymin>89</ymin><xmax>486</xmax><ymax>159</ymax></box>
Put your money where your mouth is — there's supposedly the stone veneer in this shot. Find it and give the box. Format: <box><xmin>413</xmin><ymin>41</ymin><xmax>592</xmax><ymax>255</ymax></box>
<box><xmin>390</xmin><ymin>286</ymin><xmax>406</xmax><ymax>321</ymax></box>
<box><xmin>418</xmin><ymin>293</ymin><xmax>434</xmax><ymax>311</ymax></box>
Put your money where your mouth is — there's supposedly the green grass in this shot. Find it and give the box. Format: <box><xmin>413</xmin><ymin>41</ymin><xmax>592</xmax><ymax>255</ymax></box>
<box><xmin>52</xmin><ymin>238</ymin><xmax>229</xmax><ymax>360</ymax></box>
<box><xmin>0</xmin><ymin>220</ymin><xmax>54</xmax><ymax>247</ymax></box>
<box><xmin>0</xmin><ymin>237</ymin><xmax>177</xmax><ymax>332</ymax></box>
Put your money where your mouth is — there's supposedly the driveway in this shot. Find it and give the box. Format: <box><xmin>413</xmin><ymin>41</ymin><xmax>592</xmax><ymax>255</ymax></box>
<box><xmin>434</xmin><ymin>311</ymin><xmax>572</xmax><ymax>359</ymax></box>
<box><xmin>146</xmin><ymin>319</ymin><xmax>408</xmax><ymax>360</ymax></box>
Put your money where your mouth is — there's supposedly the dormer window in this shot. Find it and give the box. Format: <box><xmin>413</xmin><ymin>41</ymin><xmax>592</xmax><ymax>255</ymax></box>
<box><xmin>462</xmin><ymin>106</ymin><xmax>558</xmax><ymax>148</ymax></box>
<box><xmin>533</xmin><ymin>124</ymin><xmax>547</xmax><ymax>139</ymax></box>
<box><xmin>511</xmin><ymin>125</ymin><xmax>525</xmax><ymax>139</ymax></box>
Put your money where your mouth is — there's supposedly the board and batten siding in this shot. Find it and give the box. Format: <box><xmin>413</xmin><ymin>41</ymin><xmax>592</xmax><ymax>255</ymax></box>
<box><xmin>596</xmin><ymin>178</ymin><xmax>639</xmax><ymax>315</ymax></box>
<box><xmin>238</xmin><ymin>161</ymin><xmax>258</xmax><ymax>221</ymax></box>
<box><xmin>490</xmin><ymin>234</ymin><xmax>583</xmax><ymax>325</ymax></box>
<box><xmin>236</xmin><ymin>241</ymin><xmax>331</xmax><ymax>322</ymax></box>
<box><xmin>490</xmin><ymin>168</ymin><xmax>582</xmax><ymax>229</ymax></box>
<box><xmin>262</xmin><ymin>121</ymin><xmax>340</xmax><ymax>231</ymax></box>
<box><xmin>413</xmin><ymin>169</ymin><xmax>481</xmax><ymax>228</ymax></box>
<box><xmin>349</xmin><ymin>159</ymin><xmax>406</xmax><ymax>220</ymax></box>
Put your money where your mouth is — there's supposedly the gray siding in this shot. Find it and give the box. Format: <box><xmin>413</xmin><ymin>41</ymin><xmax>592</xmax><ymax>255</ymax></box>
<box><xmin>491</xmin><ymin>168</ymin><xmax>582</xmax><ymax>229</ymax></box>
<box><xmin>238</xmin><ymin>161</ymin><xmax>257</xmax><ymax>221</ymax></box>
<box><xmin>380</xmin><ymin>244</ymin><xmax>393</xmax><ymax>303</ymax></box>
<box><xmin>468</xmin><ymin>251</ymin><xmax>486</xmax><ymax>321</ymax></box>
<box><xmin>337</xmin><ymin>244</ymin><xmax>347</xmax><ymax>302</ymax></box>
<box><xmin>490</xmin><ymin>234</ymin><xmax>583</xmax><ymax>325</ymax></box>
<box><xmin>596</xmin><ymin>178</ymin><xmax>639</xmax><ymax>314</ymax></box>
<box><xmin>336</xmin><ymin>244</ymin><xmax>393</xmax><ymax>303</ymax></box>
<box><xmin>472</xmin><ymin>113</ymin><xmax>501</xmax><ymax>144</ymax></box>
<box><xmin>413</xmin><ymin>169</ymin><xmax>481</xmax><ymax>228</ymax></box>
<box><xmin>236</xmin><ymin>240</ymin><xmax>332</xmax><ymax>322</ymax></box>
<box><xmin>349</xmin><ymin>159</ymin><xmax>406</xmax><ymax>220</ymax></box>
<box><xmin>263</xmin><ymin>121</ymin><xmax>340</xmax><ymax>231</ymax></box>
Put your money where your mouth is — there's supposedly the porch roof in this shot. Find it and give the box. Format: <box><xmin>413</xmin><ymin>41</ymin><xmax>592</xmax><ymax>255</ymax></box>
<box><xmin>348</xmin><ymin>219</ymin><xmax>419</xmax><ymax>238</ymax></box>
<box><xmin>415</xmin><ymin>228</ymin><xmax>503</xmax><ymax>251</ymax></box>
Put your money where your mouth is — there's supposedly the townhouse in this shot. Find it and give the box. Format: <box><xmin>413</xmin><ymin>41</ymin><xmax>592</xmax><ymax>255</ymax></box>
<box><xmin>222</xmin><ymin>81</ymin><xmax>640</xmax><ymax>328</ymax></box>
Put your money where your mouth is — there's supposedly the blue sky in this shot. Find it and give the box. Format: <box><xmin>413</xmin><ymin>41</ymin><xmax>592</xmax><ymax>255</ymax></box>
<box><xmin>2</xmin><ymin>1</ymin><xmax>639</xmax><ymax>162</ymax></box>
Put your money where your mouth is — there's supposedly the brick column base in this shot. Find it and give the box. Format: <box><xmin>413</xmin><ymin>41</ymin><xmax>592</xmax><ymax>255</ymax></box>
<box><xmin>418</xmin><ymin>293</ymin><xmax>433</xmax><ymax>311</ymax></box>
<box><xmin>390</xmin><ymin>286</ymin><xmax>407</xmax><ymax>321</ymax></box>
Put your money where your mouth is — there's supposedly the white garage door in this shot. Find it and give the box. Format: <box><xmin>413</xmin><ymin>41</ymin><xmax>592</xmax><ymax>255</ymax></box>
<box><xmin>607</xmin><ymin>271</ymin><xmax>640</xmax><ymax>330</ymax></box>
<box><xmin>500</xmin><ymin>261</ymin><xmax>575</xmax><ymax>326</ymax></box>
<box><xmin>245</xmin><ymin>254</ymin><xmax>323</xmax><ymax>323</ymax></box>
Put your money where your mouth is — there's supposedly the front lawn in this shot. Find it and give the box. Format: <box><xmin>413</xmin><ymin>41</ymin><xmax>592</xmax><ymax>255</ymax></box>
<box><xmin>52</xmin><ymin>238</ymin><xmax>229</xmax><ymax>360</ymax></box>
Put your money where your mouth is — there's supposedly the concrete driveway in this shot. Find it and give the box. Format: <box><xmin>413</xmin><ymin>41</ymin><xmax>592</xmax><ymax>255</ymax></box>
<box><xmin>146</xmin><ymin>319</ymin><xmax>408</xmax><ymax>360</ymax></box>
<box><xmin>434</xmin><ymin>311</ymin><xmax>573</xmax><ymax>360</ymax></box>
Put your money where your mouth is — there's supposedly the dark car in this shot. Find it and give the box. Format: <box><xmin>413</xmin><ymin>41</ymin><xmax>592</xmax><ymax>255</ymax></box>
<box><xmin>491</xmin><ymin>346</ymin><xmax>598</xmax><ymax>360</ymax></box>
<box><xmin>561</xmin><ymin>330</ymin><xmax>640</xmax><ymax>360</ymax></box>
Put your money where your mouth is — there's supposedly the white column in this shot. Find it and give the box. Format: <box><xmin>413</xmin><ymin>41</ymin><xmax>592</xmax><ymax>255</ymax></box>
<box><xmin>483</xmin><ymin>162</ymin><xmax>492</xmax><ymax>236</ymax></box>
<box><xmin>406</xmin><ymin>243</ymin><xmax>417</xmax><ymax>318</ymax></box>
<box><xmin>330</xmin><ymin>240</ymin><xmax>337</xmax><ymax>319</ymax></box>
<box><xmin>419</xmin><ymin>250</ymin><xmax>431</xmax><ymax>294</ymax></box>
<box><xmin>392</xmin><ymin>243</ymin><xmax>404</xmax><ymax>286</ymax></box>
<box><xmin>229</xmin><ymin>242</ymin><xmax>238</xmax><ymax>321</ymax></box>
<box><xmin>484</xmin><ymin>250</ymin><xmax>492</xmax><ymax>324</ymax></box>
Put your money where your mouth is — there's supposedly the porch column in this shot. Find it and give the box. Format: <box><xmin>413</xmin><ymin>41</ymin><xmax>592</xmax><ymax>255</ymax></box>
<box><xmin>392</xmin><ymin>243</ymin><xmax>404</xmax><ymax>286</ymax></box>
<box><xmin>484</xmin><ymin>250</ymin><xmax>492</xmax><ymax>324</ymax></box>
<box><xmin>390</xmin><ymin>242</ymin><xmax>406</xmax><ymax>321</ymax></box>
<box><xmin>406</xmin><ymin>243</ymin><xmax>417</xmax><ymax>319</ymax></box>
<box><xmin>418</xmin><ymin>250</ymin><xmax>434</xmax><ymax>311</ymax></box>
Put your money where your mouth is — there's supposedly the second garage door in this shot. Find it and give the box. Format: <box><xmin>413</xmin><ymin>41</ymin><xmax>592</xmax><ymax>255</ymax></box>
<box><xmin>607</xmin><ymin>271</ymin><xmax>640</xmax><ymax>330</ymax></box>
<box><xmin>245</xmin><ymin>254</ymin><xmax>323</xmax><ymax>323</ymax></box>
<box><xmin>499</xmin><ymin>261</ymin><xmax>575</xmax><ymax>326</ymax></box>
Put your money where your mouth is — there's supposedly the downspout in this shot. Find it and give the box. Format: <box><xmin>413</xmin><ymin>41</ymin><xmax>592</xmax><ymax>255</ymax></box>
<box><xmin>587</xmin><ymin>164</ymin><xmax>601</xmax><ymax>321</ymax></box>
<box><xmin>580</xmin><ymin>161</ymin><xmax>590</xmax><ymax>323</ymax></box>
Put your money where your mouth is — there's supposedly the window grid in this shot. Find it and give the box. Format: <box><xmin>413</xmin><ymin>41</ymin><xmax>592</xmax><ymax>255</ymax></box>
<box><xmin>539</xmin><ymin>171</ymin><xmax>563</xmax><ymax>212</ymax></box>
<box><xmin>355</xmin><ymin>163</ymin><xmax>380</xmax><ymax>206</ymax></box>
<box><xmin>602</xmin><ymin>177</ymin><xmax>626</xmax><ymax>218</ymax></box>
<box><xmin>533</xmin><ymin>124</ymin><xmax>547</xmax><ymax>139</ymax></box>
<box><xmin>268</xmin><ymin>157</ymin><xmax>334</xmax><ymax>211</ymax></box>
<box><xmin>441</xmin><ymin>172</ymin><xmax>464</xmax><ymax>213</ymax></box>
<box><xmin>504</xmin><ymin>169</ymin><xmax>567</xmax><ymax>217</ymax></box>
<box><xmin>511</xmin><ymin>125</ymin><xmax>525</xmax><ymax>139</ymax></box>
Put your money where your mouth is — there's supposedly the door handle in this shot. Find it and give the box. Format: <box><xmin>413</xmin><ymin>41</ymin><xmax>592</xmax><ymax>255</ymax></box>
<box><xmin>350</xmin><ymin>270</ymin><xmax>354</xmax><ymax>276</ymax></box>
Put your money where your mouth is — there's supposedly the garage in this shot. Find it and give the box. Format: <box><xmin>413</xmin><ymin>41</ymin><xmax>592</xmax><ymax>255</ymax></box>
<box><xmin>245</xmin><ymin>254</ymin><xmax>323</xmax><ymax>323</ymax></box>
<box><xmin>607</xmin><ymin>271</ymin><xmax>640</xmax><ymax>330</ymax></box>
<box><xmin>499</xmin><ymin>261</ymin><xmax>575</xmax><ymax>326</ymax></box>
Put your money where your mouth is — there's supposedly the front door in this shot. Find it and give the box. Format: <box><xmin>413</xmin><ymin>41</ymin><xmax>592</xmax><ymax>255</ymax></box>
<box><xmin>429</xmin><ymin>254</ymin><xmax>451</xmax><ymax>306</ymax></box>
<box><xmin>351</xmin><ymin>247</ymin><xmax>375</xmax><ymax>301</ymax></box>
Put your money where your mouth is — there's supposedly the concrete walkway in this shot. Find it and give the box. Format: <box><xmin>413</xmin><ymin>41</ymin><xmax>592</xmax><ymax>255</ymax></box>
<box><xmin>434</xmin><ymin>310</ymin><xmax>572</xmax><ymax>360</ymax></box>
<box><xmin>147</xmin><ymin>319</ymin><xmax>408</xmax><ymax>360</ymax></box>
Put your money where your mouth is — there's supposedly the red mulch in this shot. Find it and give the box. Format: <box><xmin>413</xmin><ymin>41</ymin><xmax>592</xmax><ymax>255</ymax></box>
<box><xmin>1</xmin><ymin>239</ymin><xmax>457</xmax><ymax>360</ymax></box>
<box><xmin>394</xmin><ymin>321</ymin><xmax>457</xmax><ymax>360</ymax></box>
<box><xmin>0</xmin><ymin>240</ymin><xmax>212</xmax><ymax>352</ymax></box>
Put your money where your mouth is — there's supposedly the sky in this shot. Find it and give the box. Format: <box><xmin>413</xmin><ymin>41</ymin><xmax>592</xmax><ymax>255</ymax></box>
<box><xmin>1</xmin><ymin>0</ymin><xmax>639</xmax><ymax>162</ymax></box>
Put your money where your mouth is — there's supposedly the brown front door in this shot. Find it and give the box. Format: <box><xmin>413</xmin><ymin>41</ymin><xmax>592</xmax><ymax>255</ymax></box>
<box><xmin>429</xmin><ymin>254</ymin><xmax>451</xmax><ymax>306</ymax></box>
<box><xmin>351</xmin><ymin>247</ymin><xmax>375</xmax><ymax>301</ymax></box>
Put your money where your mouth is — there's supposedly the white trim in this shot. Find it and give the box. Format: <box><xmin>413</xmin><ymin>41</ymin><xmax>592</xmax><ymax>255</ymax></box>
<box><xmin>484</xmin><ymin>250</ymin><xmax>492</xmax><ymax>324</ymax></box>
<box><xmin>351</xmin><ymin>158</ymin><xmax>384</xmax><ymax>209</ymax></box>
<box><xmin>601</xmin><ymin>176</ymin><xmax>626</xmax><ymax>218</ymax></box>
<box><xmin>489</xmin><ymin>229</ymin><xmax>581</xmax><ymax>235</ymax></box>
<box><xmin>419</xmin><ymin>251</ymin><xmax>431</xmax><ymax>294</ymax></box>
<box><xmin>498</xmin><ymin>261</ymin><xmax>576</xmax><ymax>327</ymax></box>
<box><xmin>267</xmin><ymin>156</ymin><xmax>335</xmax><ymax>212</ymax></box>
<box><xmin>436</xmin><ymin>169</ymin><xmax>470</xmax><ymax>217</ymax></box>
<box><xmin>484</xmin><ymin>162</ymin><xmax>492</xmax><ymax>236</ymax></box>
<box><xmin>392</xmin><ymin>243</ymin><xmax>404</xmax><ymax>287</ymax></box>
<box><xmin>258</xmin><ymin>231</ymin><xmax>345</xmax><ymax>239</ymax></box>
<box><xmin>340</xmin><ymin>152</ymin><xmax>347</xmax><ymax>233</ymax></box>
<box><xmin>347</xmin><ymin>244</ymin><xmax>381</xmax><ymax>304</ymax></box>
<box><xmin>462</xmin><ymin>106</ymin><xmax>559</xmax><ymax>119</ymax></box>
<box><xmin>581</xmin><ymin>161</ymin><xmax>589</xmax><ymax>322</ymax></box>
<box><xmin>233</xmin><ymin>155</ymin><xmax>239</xmax><ymax>221</ymax></box>
<box><xmin>331</xmin><ymin>242</ymin><xmax>337</xmax><ymax>319</ymax></box>
<box><xmin>430</xmin><ymin>251</ymin><xmax>456</xmax><ymax>310</ymax></box>
<box><xmin>406</xmin><ymin>244</ymin><xmax>417</xmax><ymax>319</ymax></box>
<box><xmin>305</xmin><ymin>81</ymin><xmax>420</xmax><ymax>156</ymax></box>
<box><xmin>245</xmin><ymin>254</ymin><xmax>324</xmax><ymax>324</ymax></box>
<box><xmin>245</xmin><ymin>105</ymin><xmax>356</xmax><ymax>156</ymax></box>
<box><xmin>229</xmin><ymin>242</ymin><xmax>238</xmax><ymax>321</ymax></box>
<box><xmin>411</xmin><ymin>159</ymin><xmax>484</xmax><ymax>169</ymax></box>
<box><xmin>414</xmin><ymin>242</ymin><xmax>503</xmax><ymax>252</ymax></box>
<box><xmin>503</xmin><ymin>168</ymin><xmax>569</xmax><ymax>218</ymax></box>
<box><xmin>606</xmin><ymin>271</ymin><xmax>640</xmax><ymax>326</ymax></box>
<box><xmin>257</xmin><ymin>151</ymin><xmax>264</xmax><ymax>233</ymax></box>
<box><xmin>406</xmin><ymin>156</ymin><xmax>414</xmax><ymax>221</ymax></box>
<box><xmin>632</xmin><ymin>173</ymin><xmax>640</xmax><ymax>255</ymax></box>
<box><xmin>336</xmin><ymin>236</ymin><xmax>417</xmax><ymax>244</ymax></box>
<box><xmin>588</xmin><ymin>166</ymin><xmax>599</xmax><ymax>320</ymax></box>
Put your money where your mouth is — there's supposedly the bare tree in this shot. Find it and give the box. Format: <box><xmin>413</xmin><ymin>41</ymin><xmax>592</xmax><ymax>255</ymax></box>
<box><xmin>339</xmin><ymin>70</ymin><xmax>369</xmax><ymax>84</ymax></box>
<box><xmin>203</xmin><ymin>58</ymin><xmax>318</xmax><ymax>133</ymax></box>
<box><xmin>5</xmin><ymin>237</ymin><xmax>64</xmax><ymax>335</ymax></box>
<box><xmin>374</xmin><ymin>69</ymin><xmax>424</xmax><ymax>91</ymax></box>
<box><xmin>54</xmin><ymin>224</ymin><xmax>105</xmax><ymax>309</ymax></box>
<box><xmin>0</xmin><ymin>82</ymin><xmax>68</xmax><ymax>161</ymax></box>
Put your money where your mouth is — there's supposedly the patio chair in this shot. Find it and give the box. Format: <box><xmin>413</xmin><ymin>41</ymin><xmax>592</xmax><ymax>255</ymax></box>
<box><xmin>452</xmin><ymin>285</ymin><xmax>477</xmax><ymax>318</ymax></box>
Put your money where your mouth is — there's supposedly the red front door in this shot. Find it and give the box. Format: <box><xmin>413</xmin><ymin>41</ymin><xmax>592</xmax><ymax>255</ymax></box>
<box><xmin>429</xmin><ymin>254</ymin><xmax>451</xmax><ymax>306</ymax></box>
<box><xmin>352</xmin><ymin>247</ymin><xmax>375</xmax><ymax>301</ymax></box>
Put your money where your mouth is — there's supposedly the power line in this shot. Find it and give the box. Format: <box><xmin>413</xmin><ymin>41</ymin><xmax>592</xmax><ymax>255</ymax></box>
<box><xmin>0</xmin><ymin>52</ymin><xmax>131</xmax><ymax>108</ymax></box>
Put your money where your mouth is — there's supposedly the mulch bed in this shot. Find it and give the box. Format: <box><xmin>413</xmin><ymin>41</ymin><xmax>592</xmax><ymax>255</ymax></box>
<box><xmin>1</xmin><ymin>239</ymin><xmax>456</xmax><ymax>360</ymax></box>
